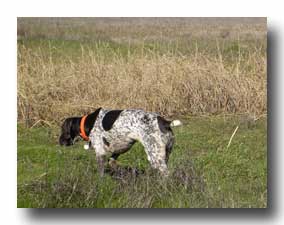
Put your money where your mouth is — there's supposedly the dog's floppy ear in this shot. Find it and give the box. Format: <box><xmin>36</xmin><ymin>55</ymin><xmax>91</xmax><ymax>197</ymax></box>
<box><xmin>59</xmin><ymin>118</ymin><xmax>73</xmax><ymax>145</ymax></box>
<box><xmin>61</xmin><ymin>118</ymin><xmax>73</xmax><ymax>135</ymax></box>
<box><xmin>59</xmin><ymin>117</ymin><xmax>80</xmax><ymax>146</ymax></box>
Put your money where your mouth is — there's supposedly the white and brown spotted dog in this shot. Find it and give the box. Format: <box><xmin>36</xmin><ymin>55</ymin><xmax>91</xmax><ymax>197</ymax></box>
<box><xmin>59</xmin><ymin>108</ymin><xmax>181</xmax><ymax>176</ymax></box>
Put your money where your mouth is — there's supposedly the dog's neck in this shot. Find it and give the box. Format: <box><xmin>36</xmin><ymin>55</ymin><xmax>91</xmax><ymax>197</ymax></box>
<box><xmin>81</xmin><ymin>108</ymin><xmax>102</xmax><ymax>137</ymax></box>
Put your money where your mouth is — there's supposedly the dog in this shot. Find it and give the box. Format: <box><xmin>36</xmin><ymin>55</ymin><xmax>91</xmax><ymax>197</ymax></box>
<box><xmin>59</xmin><ymin>108</ymin><xmax>181</xmax><ymax>176</ymax></box>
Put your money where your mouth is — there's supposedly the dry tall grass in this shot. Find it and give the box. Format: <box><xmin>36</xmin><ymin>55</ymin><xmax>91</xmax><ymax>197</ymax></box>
<box><xmin>17</xmin><ymin>45</ymin><xmax>266</xmax><ymax>126</ymax></box>
<box><xmin>17</xmin><ymin>18</ymin><xmax>267</xmax><ymax>126</ymax></box>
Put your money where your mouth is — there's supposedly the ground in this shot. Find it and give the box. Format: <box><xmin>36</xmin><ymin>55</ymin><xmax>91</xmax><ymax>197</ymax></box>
<box><xmin>17</xmin><ymin>115</ymin><xmax>267</xmax><ymax>208</ymax></box>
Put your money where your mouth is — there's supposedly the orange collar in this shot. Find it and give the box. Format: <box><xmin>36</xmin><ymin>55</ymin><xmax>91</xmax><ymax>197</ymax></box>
<box><xmin>80</xmin><ymin>115</ymin><xmax>89</xmax><ymax>141</ymax></box>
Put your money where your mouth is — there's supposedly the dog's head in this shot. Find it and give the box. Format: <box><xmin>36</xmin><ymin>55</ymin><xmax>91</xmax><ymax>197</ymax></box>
<box><xmin>59</xmin><ymin>117</ymin><xmax>81</xmax><ymax>146</ymax></box>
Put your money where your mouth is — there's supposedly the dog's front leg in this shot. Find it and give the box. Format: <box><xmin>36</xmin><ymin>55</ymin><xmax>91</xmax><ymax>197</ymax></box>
<box><xmin>96</xmin><ymin>155</ymin><xmax>106</xmax><ymax>177</ymax></box>
<box><xmin>90</xmin><ymin>136</ymin><xmax>107</xmax><ymax>177</ymax></box>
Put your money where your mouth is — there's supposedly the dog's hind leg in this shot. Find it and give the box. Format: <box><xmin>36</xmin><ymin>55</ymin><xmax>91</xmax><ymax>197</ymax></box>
<box><xmin>139</xmin><ymin>136</ymin><xmax>169</xmax><ymax>176</ymax></box>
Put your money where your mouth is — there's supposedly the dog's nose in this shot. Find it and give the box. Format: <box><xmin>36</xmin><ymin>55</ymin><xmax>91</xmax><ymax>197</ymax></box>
<box><xmin>59</xmin><ymin>135</ymin><xmax>70</xmax><ymax>146</ymax></box>
<box><xmin>59</xmin><ymin>140</ymin><xmax>71</xmax><ymax>146</ymax></box>
<box><xmin>59</xmin><ymin>139</ymin><xmax>65</xmax><ymax>146</ymax></box>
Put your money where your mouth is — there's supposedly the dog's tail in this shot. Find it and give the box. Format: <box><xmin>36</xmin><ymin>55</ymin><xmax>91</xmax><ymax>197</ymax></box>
<box><xmin>157</xmin><ymin>117</ymin><xmax>182</xmax><ymax>133</ymax></box>
<box><xmin>170</xmin><ymin>120</ymin><xmax>182</xmax><ymax>127</ymax></box>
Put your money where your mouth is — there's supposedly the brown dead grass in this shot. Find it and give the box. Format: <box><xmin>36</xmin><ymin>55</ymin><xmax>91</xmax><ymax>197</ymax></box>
<box><xmin>17</xmin><ymin>18</ymin><xmax>267</xmax><ymax>126</ymax></box>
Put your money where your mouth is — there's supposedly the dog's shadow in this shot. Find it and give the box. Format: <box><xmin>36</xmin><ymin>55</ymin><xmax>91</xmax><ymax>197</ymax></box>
<box><xmin>103</xmin><ymin>160</ymin><xmax>204</xmax><ymax>193</ymax></box>
<box><xmin>104</xmin><ymin>163</ymin><xmax>145</xmax><ymax>181</ymax></box>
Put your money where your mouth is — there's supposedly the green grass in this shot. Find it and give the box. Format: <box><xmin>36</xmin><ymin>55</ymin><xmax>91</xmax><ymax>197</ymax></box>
<box><xmin>18</xmin><ymin>37</ymin><xmax>266</xmax><ymax>63</ymax></box>
<box><xmin>17</xmin><ymin>115</ymin><xmax>267</xmax><ymax>208</ymax></box>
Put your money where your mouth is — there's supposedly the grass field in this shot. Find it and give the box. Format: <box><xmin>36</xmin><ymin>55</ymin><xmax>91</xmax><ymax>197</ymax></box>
<box><xmin>17</xmin><ymin>115</ymin><xmax>267</xmax><ymax>208</ymax></box>
<box><xmin>17</xmin><ymin>18</ymin><xmax>267</xmax><ymax>208</ymax></box>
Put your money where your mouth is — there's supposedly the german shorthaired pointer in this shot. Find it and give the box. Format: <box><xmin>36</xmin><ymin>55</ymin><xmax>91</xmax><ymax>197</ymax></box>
<box><xmin>59</xmin><ymin>108</ymin><xmax>181</xmax><ymax>176</ymax></box>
